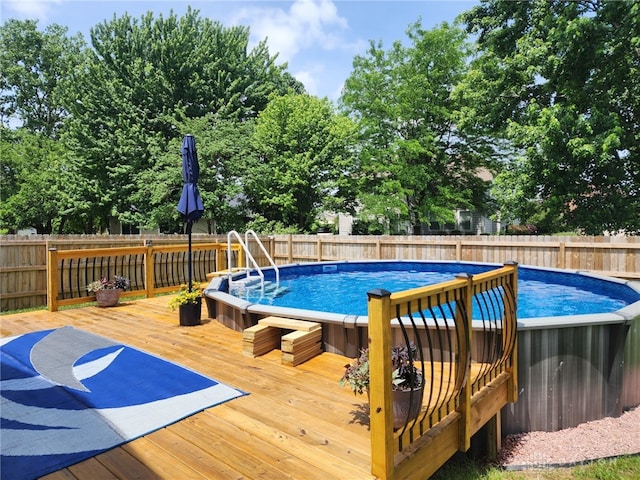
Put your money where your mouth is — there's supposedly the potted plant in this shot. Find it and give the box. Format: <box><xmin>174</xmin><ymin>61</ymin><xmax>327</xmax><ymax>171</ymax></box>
<box><xmin>168</xmin><ymin>282</ymin><xmax>202</xmax><ymax>326</ymax></box>
<box><xmin>340</xmin><ymin>343</ymin><xmax>424</xmax><ymax>429</ymax></box>
<box><xmin>87</xmin><ymin>275</ymin><xmax>130</xmax><ymax>307</ymax></box>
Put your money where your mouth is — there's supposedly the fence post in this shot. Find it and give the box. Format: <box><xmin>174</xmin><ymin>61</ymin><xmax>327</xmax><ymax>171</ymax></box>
<box><xmin>268</xmin><ymin>236</ymin><xmax>275</xmax><ymax>263</ymax></box>
<box><xmin>145</xmin><ymin>240</ymin><xmax>154</xmax><ymax>298</ymax></box>
<box><xmin>367</xmin><ymin>288</ymin><xmax>394</xmax><ymax>480</ymax></box>
<box><xmin>47</xmin><ymin>248</ymin><xmax>59</xmax><ymax>312</ymax></box>
<box><xmin>455</xmin><ymin>272</ymin><xmax>473</xmax><ymax>452</ymax></box>
<box><xmin>216</xmin><ymin>244</ymin><xmax>225</xmax><ymax>273</ymax></box>
<box><xmin>558</xmin><ymin>242</ymin><xmax>566</xmax><ymax>269</ymax></box>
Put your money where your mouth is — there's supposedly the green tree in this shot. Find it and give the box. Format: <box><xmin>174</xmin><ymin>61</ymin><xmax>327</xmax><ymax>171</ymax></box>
<box><xmin>61</xmin><ymin>8</ymin><xmax>301</xmax><ymax>232</ymax></box>
<box><xmin>340</xmin><ymin>22</ymin><xmax>493</xmax><ymax>233</ymax></box>
<box><xmin>0</xmin><ymin>20</ymin><xmax>88</xmax><ymax>233</ymax></box>
<box><xmin>0</xmin><ymin>128</ymin><xmax>74</xmax><ymax>233</ymax></box>
<box><xmin>0</xmin><ymin>19</ymin><xmax>84</xmax><ymax>136</ymax></box>
<box><xmin>138</xmin><ymin>114</ymin><xmax>255</xmax><ymax>234</ymax></box>
<box><xmin>247</xmin><ymin>92</ymin><xmax>358</xmax><ymax>233</ymax></box>
<box><xmin>462</xmin><ymin>0</ymin><xmax>640</xmax><ymax>234</ymax></box>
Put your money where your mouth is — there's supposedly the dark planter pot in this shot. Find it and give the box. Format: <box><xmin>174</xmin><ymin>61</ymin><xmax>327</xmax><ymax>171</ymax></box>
<box><xmin>179</xmin><ymin>297</ymin><xmax>202</xmax><ymax>326</ymax></box>
<box><xmin>392</xmin><ymin>386</ymin><xmax>424</xmax><ymax>430</ymax></box>
<box><xmin>364</xmin><ymin>384</ymin><xmax>424</xmax><ymax>430</ymax></box>
<box><xmin>95</xmin><ymin>289</ymin><xmax>122</xmax><ymax>307</ymax></box>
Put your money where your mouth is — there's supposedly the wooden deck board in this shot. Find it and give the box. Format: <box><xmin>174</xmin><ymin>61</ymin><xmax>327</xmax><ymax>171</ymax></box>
<box><xmin>2</xmin><ymin>297</ymin><xmax>376</xmax><ymax>480</ymax></box>
<box><xmin>3</xmin><ymin>296</ymin><xmax>512</xmax><ymax>480</ymax></box>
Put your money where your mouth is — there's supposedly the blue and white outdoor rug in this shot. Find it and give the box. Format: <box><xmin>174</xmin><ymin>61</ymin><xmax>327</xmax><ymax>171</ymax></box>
<box><xmin>1</xmin><ymin>326</ymin><xmax>246</xmax><ymax>480</ymax></box>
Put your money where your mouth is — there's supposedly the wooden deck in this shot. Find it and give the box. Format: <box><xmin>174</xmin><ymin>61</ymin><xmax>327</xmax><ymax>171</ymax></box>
<box><xmin>1</xmin><ymin>297</ymin><xmax>376</xmax><ymax>480</ymax></box>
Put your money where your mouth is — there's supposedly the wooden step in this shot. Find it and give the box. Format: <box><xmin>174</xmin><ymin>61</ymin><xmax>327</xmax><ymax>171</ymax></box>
<box><xmin>243</xmin><ymin>317</ymin><xmax>323</xmax><ymax>366</ymax></box>
<box><xmin>242</xmin><ymin>323</ymin><xmax>281</xmax><ymax>357</ymax></box>
<box><xmin>258</xmin><ymin>316</ymin><xmax>321</xmax><ymax>332</ymax></box>
<box><xmin>281</xmin><ymin>329</ymin><xmax>322</xmax><ymax>351</ymax></box>
<box><xmin>281</xmin><ymin>329</ymin><xmax>322</xmax><ymax>366</ymax></box>
<box><xmin>206</xmin><ymin>268</ymin><xmax>244</xmax><ymax>281</ymax></box>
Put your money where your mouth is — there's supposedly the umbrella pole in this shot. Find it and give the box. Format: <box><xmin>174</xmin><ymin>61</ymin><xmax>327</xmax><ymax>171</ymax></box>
<box><xmin>187</xmin><ymin>220</ymin><xmax>193</xmax><ymax>292</ymax></box>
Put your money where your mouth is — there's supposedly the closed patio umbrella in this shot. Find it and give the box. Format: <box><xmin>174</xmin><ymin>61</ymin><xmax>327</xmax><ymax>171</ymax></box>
<box><xmin>177</xmin><ymin>134</ymin><xmax>204</xmax><ymax>292</ymax></box>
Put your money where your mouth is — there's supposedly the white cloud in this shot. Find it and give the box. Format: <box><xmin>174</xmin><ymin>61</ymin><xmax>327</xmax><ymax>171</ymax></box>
<box><xmin>292</xmin><ymin>70</ymin><xmax>318</xmax><ymax>96</ymax></box>
<box><xmin>227</xmin><ymin>0</ymin><xmax>366</xmax><ymax>99</ymax></box>
<box><xmin>230</xmin><ymin>0</ymin><xmax>350</xmax><ymax>64</ymax></box>
<box><xmin>3</xmin><ymin>0</ymin><xmax>62</xmax><ymax>21</ymax></box>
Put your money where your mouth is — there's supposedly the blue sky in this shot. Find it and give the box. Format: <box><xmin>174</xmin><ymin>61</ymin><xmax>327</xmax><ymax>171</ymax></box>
<box><xmin>2</xmin><ymin>0</ymin><xmax>479</xmax><ymax>100</ymax></box>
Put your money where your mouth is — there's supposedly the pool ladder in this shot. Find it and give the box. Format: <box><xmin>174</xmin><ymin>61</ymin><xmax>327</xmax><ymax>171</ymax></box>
<box><xmin>227</xmin><ymin>230</ymin><xmax>279</xmax><ymax>294</ymax></box>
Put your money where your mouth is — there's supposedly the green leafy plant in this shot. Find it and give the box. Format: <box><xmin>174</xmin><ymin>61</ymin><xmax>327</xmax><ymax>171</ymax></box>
<box><xmin>168</xmin><ymin>283</ymin><xmax>202</xmax><ymax>310</ymax></box>
<box><xmin>340</xmin><ymin>343</ymin><xmax>423</xmax><ymax>395</ymax></box>
<box><xmin>340</xmin><ymin>348</ymin><xmax>370</xmax><ymax>395</ymax></box>
<box><xmin>391</xmin><ymin>343</ymin><xmax>423</xmax><ymax>391</ymax></box>
<box><xmin>87</xmin><ymin>275</ymin><xmax>130</xmax><ymax>293</ymax></box>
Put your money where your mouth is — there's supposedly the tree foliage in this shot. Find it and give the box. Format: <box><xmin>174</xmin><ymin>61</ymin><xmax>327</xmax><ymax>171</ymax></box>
<box><xmin>340</xmin><ymin>21</ymin><xmax>493</xmax><ymax>233</ymax></box>
<box><xmin>0</xmin><ymin>19</ymin><xmax>84</xmax><ymax>136</ymax></box>
<box><xmin>0</xmin><ymin>128</ymin><xmax>75</xmax><ymax>233</ymax></box>
<box><xmin>247</xmin><ymin>92</ymin><xmax>358</xmax><ymax>233</ymax></box>
<box><xmin>0</xmin><ymin>20</ymin><xmax>85</xmax><ymax>233</ymax></box>
<box><xmin>462</xmin><ymin>0</ymin><xmax>640</xmax><ymax>234</ymax></box>
<box><xmin>140</xmin><ymin>114</ymin><xmax>256</xmax><ymax>234</ymax></box>
<box><xmin>56</xmin><ymin>8</ymin><xmax>302</xmax><ymax>232</ymax></box>
<box><xmin>3</xmin><ymin>4</ymin><xmax>638</xmax><ymax>236</ymax></box>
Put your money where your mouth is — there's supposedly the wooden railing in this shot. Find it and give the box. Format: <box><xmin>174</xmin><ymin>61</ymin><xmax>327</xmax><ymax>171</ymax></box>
<box><xmin>2</xmin><ymin>234</ymin><xmax>636</xmax><ymax>311</ymax></box>
<box><xmin>47</xmin><ymin>242</ymin><xmax>242</xmax><ymax>311</ymax></box>
<box><xmin>367</xmin><ymin>263</ymin><xmax>518</xmax><ymax>480</ymax></box>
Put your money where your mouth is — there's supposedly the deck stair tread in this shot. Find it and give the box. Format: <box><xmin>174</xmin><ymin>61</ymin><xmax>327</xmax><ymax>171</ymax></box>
<box><xmin>259</xmin><ymin>316</ymin><xmax>321</xmax><ymax>332</ymax></box>
<box><xmin>229</xmin><ymin>280</ymin><xmax>290</xmax><ymax>300</ymax></box>
<box><xmin>243</xmin><ymin>316</ymin><xmax>323</xmax><ymax>366</ymax></box>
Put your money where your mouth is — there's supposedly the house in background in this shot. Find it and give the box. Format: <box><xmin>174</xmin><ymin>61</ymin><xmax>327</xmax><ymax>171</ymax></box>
<box><xmin>329</xmin><ymin>167</ymin><xmax>503</xmax><ymax>235</ymax></box>
<box><xmin>332</xmin><ymin>209</ymin><xmax>502</xmax><ymax>236</ymax></box>
<box><xmin>418</xmin><ymin>209</ymin><xmax>503</xmax><ymax>235</ymax></box>
<box><xmin>108</xmin><ymin>218</ymin><xmax>209</xmax><ymax>236</ymax></box>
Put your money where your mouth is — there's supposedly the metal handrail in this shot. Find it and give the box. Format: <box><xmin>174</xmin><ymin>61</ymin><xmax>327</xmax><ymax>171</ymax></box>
<box><xmin>245</xmin><ymin>230</ymin><xmax>279</xmax><ymax>285</ymax></box>
<box><xmin>227</xmin><ymin>230</ymin><xmax>264</xmax><ymax>290</ymax></box>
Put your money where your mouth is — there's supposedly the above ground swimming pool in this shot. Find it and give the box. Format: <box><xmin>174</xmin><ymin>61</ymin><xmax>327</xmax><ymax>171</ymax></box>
<box><xmin>204</xmin><ymin>260</ymin><xmax>640</xmax><ymax>435</ymax></box>
<box><xmin>225</xmin><ymin>261</ymin><xmax>639</xmax><ymax>319</ymax></box>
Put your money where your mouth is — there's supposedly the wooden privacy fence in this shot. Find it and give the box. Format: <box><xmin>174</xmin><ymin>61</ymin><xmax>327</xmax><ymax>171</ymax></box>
<box><xmin>1</xmin><ymin>234</ymin><xmax>638</xmax><ymax>311</ymax></box>
<box><xmin>270</xmin><ymin>235</ymin><xmax>640</xmax><ymax>280</ymax></box>
<box><xmin>46</xmin><ymin>242</ymin><xmax>241</xmax><ymax>312</ymax></box>
<box><xmin>367</xmin><ymin>263</ymin><xmax>518</xmax><ymax>480</ymax></box>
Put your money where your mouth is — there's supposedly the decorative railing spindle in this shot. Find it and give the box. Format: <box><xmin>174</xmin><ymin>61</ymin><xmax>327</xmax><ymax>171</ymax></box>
<box><xmin>368</xmin><ymin>263</ymin><xmax>518</xmax><ymax>480</ymax></box>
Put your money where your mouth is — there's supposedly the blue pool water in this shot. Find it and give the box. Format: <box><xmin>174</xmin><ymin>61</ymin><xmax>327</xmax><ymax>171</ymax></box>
<box><xmin>229</xmin><ymin>261</ymin><xmax>639</xmax><ymax>318</ymax></box>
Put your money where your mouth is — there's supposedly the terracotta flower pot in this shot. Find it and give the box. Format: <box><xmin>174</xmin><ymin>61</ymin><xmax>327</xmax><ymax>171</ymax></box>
<box><xmin>95</xmin><ymin>289</ymin><xmax>122</xmax><ymax>307</ymax></box>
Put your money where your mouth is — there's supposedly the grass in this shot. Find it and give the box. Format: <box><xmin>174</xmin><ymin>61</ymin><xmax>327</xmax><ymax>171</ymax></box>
<box><xmin>432</xmin><ymin>454</ymin><xmax>640</xmax><ymax>479</ymax></box>
<box><xmin>0</xmin><ymin>305</ymin><xmax>47</xmax><ymax>315</ymax></box>
<box><xmin>0</xmin><ymin>294</ymin><xmax>158</xmax><ymax>316</ymax></box>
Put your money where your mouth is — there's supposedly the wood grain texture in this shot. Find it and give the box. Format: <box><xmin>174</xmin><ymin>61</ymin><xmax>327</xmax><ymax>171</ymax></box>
<box><xmin>4</xmin><ymin>296</ymin><xmax>374</xmax><ymax>480</ymax></box>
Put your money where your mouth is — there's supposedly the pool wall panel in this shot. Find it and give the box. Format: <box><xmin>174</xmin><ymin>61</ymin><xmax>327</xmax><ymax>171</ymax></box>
<box><xmin>622</xmin><ymin>315</ymin><xmax>640</xmax><ymax>409</ymax></box>
<box><xmin>502</xmin><ymin>321</ymin><xmax>632</xmax><ymax>434</ymax></box>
